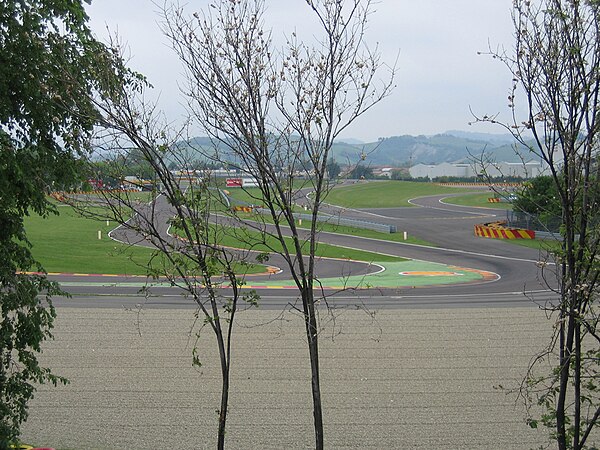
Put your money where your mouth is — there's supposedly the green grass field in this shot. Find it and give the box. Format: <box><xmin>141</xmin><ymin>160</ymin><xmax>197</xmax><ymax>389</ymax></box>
<box><xmin>223</xmin><ymin>187</ymin><xmax>264</xmax><ymax>205</ymax></box>
<box><xmin>223</xmin><ymin>186</ymin><xmax>307</xmax><ymax>213</ymax></box>
<box><xmin>505</xmin><ymin>237</ymin><xmax>562</xmax><ymax>252</ymax></box>
<box><xmin>442</xmin><ymin>192</ymin><xmax>513</xmax><ymax>209</ymax></box>
<box><xmin>25</xmin><ymin>202</ymin><xmax>405</xmax><ymax>276</ymax></box>
<box><xmin>26</xmin><ymin>182</ymin><xmax>499</xmax><ymax>275</ymax></box>
<box><xmin>25</xmin><ymin>206</ymin><xmax>155</xmax><ymax>275</ymax></box>
<box><xmin>324</xmin><ymin>181</ymin><xmax>471</xmax><ymax>208</ymax></box>
<box><xmin>174</xmin><ymin>221</ymin><xmax>407</xmax><ymax>263</ymax></box>
<box><xmin>227</xmin><ymin>229</ymin><xmax>407</xmax><ymax>263</ymax></box>
<box><xmin>25</xmin><ymin>206</ymin><xmax>267</xmax><ymax>275</ymax></box>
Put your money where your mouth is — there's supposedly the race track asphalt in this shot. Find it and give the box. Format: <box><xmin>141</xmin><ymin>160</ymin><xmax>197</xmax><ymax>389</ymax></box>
<box><xmin>20</xmin><ymin>186</ymin><xmax>570</xmax><ymax>449</ymax></box>
<box><xmin>49</xmin><ymin>189</ymin><xmax>556</xmax><ymax>309</ymax></box>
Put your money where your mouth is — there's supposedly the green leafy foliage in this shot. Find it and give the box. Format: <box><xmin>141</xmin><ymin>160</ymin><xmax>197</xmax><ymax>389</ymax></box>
<box><xmin>242</xmin><ymin>290</ymin><xmax>260</xmax><ymax>308</ymax></box>
<box><xmin>484</xmin><ymin>1</ymin><xmax>600</xmax><ymax>447</ymax></box>
<box><xmin>0</xmin><ymin>1</ymin><xmax>125</xmax><ymax>445</ymax></box>
<box><xmin>326</xmin><ymin>159</ymin><xmax>341</xmax><ymax>179</ymax></box>
<box><xmin>348</xmin><ymin>165</ymin><xmax>374</xmax><ymax>180</ymax></box>
<box><xmin>513</xmin><ymin>175</ymin><xmax>561</xmax><ymax>217</ymax></box>
<box><xmin>0</xmin><ymin>274</ymin><xmax>69</xmax><ymax>448</ymax></box>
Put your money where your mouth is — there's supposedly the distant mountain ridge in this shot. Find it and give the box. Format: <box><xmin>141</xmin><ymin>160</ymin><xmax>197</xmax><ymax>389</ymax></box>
<box><xmin>176</xmin><ymin>131</ymin><xmax>535</xmax><ymax>167</ymax></box>
<box><xmin>442</xmin><ymin>130</ymin><xmax>516</xmax><ymax>144</ymax></box>
<box><xmin>331</xmin><ymin>131</ymin><xmax>533</xmax><ymax>166</ymax></box>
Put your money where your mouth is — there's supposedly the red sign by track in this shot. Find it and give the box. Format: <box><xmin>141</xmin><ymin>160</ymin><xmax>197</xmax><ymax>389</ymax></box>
<box><xmin>226</xmin><ymin>178</ymin><xmax>243</xmax><ymax>187</ymax></box>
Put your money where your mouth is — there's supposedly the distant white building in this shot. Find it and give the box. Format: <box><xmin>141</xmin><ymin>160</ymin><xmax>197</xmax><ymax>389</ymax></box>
<box><xmin>409</xmin><ymin>162</ymin><xmax>471</xmax><ymax>179</ymax></box>
<box><xmin>409</xmin><ymin>161</ymin><xmax>546</xmax><ymax>179</ymax></box>
<box><xmin>485</xmin><ymin>161</ymin><xmax>546</xmax><ymax>178</ymax></box>
<box><xmin>372</xmin><ymin>167</ymin><xmax>394</xmax><ymax>178</ymax></box>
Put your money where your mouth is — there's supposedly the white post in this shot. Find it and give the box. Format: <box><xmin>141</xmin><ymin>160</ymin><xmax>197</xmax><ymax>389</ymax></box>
<box><xmin>299</xmin><ymin>219</ymin><xmax>302</xmax><ymax>226</ymax></box>
<box><xmin>403</xmin><ymin>231</ymin><xmax>407</xmax><ymax>240</ymax></box>
<box><xmin>98</xmin><ymin>230</ymin><xmax>102</xmax><ymax>240</ymax></box>
<box><xmin>106</xmin><ymin>220</ymin><xmax>109</xmax><ymax>226</ymax></box>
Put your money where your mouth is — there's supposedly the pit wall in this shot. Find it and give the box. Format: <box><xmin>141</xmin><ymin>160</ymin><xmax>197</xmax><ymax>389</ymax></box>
<box><xmin>474</xmin><ymin>221</ymin><xmax>535</xmax><ymax>239</ymax></box>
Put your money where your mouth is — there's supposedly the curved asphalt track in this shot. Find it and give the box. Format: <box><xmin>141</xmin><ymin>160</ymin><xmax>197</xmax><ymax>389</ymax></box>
<box><xmin>26</xmin><ymin>186</ymin><xmax>561</xmax><ymax>450</ymax></box>
<box><xmin>50</xmin><ymin>187</ymin><xmax>557</xmax><ymax>309</ymax></box>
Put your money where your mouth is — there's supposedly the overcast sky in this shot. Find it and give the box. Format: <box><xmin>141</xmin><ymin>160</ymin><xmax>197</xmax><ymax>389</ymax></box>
<box><xmin>87</xmin><ymin>0</ymin><xmax>517</xmax><ymax>142</ymax></box>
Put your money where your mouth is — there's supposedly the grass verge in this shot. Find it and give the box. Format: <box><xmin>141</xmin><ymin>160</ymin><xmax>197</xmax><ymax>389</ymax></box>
<box><xmin>504</xmin><ymin>237</ymin><xmax>562</xmax><ymax>252</ymax></box>
<box><xmin>25</xmin><ymin>206</ymin><xmax>154</xmax><ymax>275</ymax></box>
<box><xmin>24</xmin><ymin>205</ymin><xmax>267</xmax><ymax>275</ymax></box>
<box><xmin>324</xmin><ymin>181</ymin><xmax>471</xmax><ymax>208</ymax></box>
<box><xmin>186</xmin><ymin>224</ymin><xmax>408</xmax><ymax>263</ymax></box>
<box><xmin>26</xmin><ymin>202</ymin><xmax>402</xmax><ymax>276</ymax></box>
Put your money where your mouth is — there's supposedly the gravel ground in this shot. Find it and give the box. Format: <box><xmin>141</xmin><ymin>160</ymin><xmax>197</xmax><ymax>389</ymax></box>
<box><xmin>20</xmin><ymin>306</ymin><xmax>559</xmax><ymax>449</ymax></box>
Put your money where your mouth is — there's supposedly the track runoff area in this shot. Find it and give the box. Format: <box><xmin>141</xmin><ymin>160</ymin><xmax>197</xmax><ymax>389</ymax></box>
<box><xmin>50</xmin><ymin>258</ymin><xmax>497</xmax><ymax>291</ymax></box>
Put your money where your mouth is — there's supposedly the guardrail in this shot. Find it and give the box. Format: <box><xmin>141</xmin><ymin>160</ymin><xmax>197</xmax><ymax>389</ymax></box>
<box><xmin>223</xmin><ymin>190</ymin><xmax>397</xmax><ymax>233</ymax></box>
<box><xmin>289</xmin><ymin>211</ymin><xmax>397</xmax><ymax>234</ymax></box>
<box><xmin>534</xmin><ymin>230</ymin><xmax>564</xmax><ymax>241</ymax></box>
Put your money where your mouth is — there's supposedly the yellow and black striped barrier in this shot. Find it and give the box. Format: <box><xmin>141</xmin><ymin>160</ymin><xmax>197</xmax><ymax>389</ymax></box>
<box><xmin>474</xmin><ymin>221</ymin><xmax>535</xmax><ymax>239</ymax></box>
<box><xmin>232</xmin><ymin>206</ymin><xmax>253</xmax><ymax>213</ymax></box>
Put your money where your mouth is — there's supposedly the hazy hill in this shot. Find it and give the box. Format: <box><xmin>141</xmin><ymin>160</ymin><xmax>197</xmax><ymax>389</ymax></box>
<box><xmin>443</xmin><ymin>130</ymin><xmax>516</xmax><ymax>145</ymax></box>
<box><xmin>173</xmin><ymin>131</ymin><xmax>536</xmax><ymax>167</ymax></box>
<box><xmin>330</xmin><ymin>132</ymin><xmax>533</xmax><ymax>166</ymax></box>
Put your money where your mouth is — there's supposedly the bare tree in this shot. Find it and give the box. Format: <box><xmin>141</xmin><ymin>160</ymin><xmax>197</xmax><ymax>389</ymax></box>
<box><xmin>476</xmin><ymin>1</ymin><xmax>600</xmax><ymax>448</ymax></box>
<box><xmin>66</xmin><ymin>68</ymin><xmax>259</xmax><ymax>449</ymax></box>
<box><xmin>162</xmin><ymin>0</ymin><xmax>395</xmax><ymax>448</ymax></box>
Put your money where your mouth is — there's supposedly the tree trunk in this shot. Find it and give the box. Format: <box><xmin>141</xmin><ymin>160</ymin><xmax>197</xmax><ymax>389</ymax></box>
<box><xmin>215</xmin><ymin>317</ymin><xmax>230</xmax><ymax>450</ymax></box>
<box><xmin>557</xmin><ymin>312</ymin><xmax>568</xmax><ymax>450</ymax></box>
<box><xmin>303</xmin><ymin>290</ymin><xmax>324</xmax><ymax>450</ymax></box>
<box><xmin>574</xmin><ymin>320</ymin><xmax>581</xmax><ymax>450</ymax></box>
<box><xmin>217</xmin><ymin>368</ymin><xmax>229</xmax><ymax>450</ymax></box>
